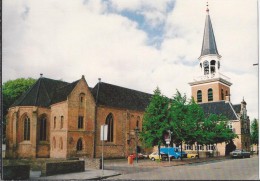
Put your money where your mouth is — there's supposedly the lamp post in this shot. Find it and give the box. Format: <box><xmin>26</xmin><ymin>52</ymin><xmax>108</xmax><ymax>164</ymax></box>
<box><xmin>134</xmin><ymin>126</ymin><xmax>140</xmax><ymax>163</ymax></box>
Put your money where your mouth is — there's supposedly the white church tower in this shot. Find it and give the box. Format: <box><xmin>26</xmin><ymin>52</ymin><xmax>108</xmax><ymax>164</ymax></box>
<box><xmin>189</xmin><ymin>4</ymin><xmax>232</xmax><ymax>103</ymax></box>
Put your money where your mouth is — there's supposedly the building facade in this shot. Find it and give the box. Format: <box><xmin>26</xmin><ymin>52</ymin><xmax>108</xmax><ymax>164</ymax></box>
<box><xmin>6</xmin><ymin>76</ymin><xmax>152</xmax><ymax>159</ymax></box>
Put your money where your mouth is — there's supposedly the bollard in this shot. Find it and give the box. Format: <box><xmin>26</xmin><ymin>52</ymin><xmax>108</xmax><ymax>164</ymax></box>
<box><xmin>128</xmin><ymin>155</ymin><xmax>133</xmax><ymax>165</ymax></box>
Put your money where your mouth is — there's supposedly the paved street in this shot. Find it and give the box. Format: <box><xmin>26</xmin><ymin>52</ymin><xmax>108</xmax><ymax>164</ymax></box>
<box><xmin>105</xmin><ymin>156</ymin><xmax>259</xmax><ymax>180</ymax></box>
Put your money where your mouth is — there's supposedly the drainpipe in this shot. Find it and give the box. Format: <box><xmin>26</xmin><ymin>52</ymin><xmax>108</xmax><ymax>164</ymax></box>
<box><xmin>93</xmin><ymin>78</ymin><xmax>101</xmax><ymax>158</ymax></box>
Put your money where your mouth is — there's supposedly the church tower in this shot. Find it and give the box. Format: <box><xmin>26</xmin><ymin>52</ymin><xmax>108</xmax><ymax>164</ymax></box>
<box><xmin>189</xmin><ymin>5</ymin><xmax>232</xmax><ymax>103</ymax></box>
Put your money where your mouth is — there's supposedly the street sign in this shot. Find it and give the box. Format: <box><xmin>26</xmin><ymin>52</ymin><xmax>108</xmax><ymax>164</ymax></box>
<box><xmin>165</xmin><ymin>138</ymin><xmax>170</xmax><ymax>144</ymax></box>
<box><xmin>100</xmin><ymin>125</ymin><xmax>108</xmax><ymax>141</ymax></box>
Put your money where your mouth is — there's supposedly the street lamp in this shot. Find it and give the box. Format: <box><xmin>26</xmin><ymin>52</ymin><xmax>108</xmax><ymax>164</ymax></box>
<box><xmin>134</xmin><ymin>126</ymin><xmax>140</xmax><ymax>163</ymax></box>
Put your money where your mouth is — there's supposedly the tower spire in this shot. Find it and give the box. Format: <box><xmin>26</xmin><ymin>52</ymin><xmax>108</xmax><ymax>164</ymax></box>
<box><xmin>200</xmin><ymin>2</ymin><xmax>220</xmax><ymax>59</ymax></box>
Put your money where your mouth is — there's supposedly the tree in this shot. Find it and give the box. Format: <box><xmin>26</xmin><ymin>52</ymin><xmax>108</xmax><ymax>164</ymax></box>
<box><xmin>2</xmin><ymin>78</ymin><xmax>36</xmax><ymax>143</ymax></box>
<box><xmin>250</xmin><ymin>118</ymin><xmax>259</xmax><ymax>154</ymax></box>
<box><xmin>203</xmin><ymin>114</ymin><xmax>237</xmax><ymax>156</ymax></box>
<box><xmin>140</xmin><ymin>87</ymin><xmax>170</xmax><ymax>158</ymax></box>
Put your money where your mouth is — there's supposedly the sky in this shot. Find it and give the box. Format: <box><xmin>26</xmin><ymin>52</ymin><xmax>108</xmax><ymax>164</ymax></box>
<box><xmin>2</xmin><ymin>0</ymin><xmax>259</xmax><ymax>120</ymax></box>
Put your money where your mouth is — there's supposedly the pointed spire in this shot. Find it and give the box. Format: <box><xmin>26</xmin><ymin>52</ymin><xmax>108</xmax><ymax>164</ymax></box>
<box><xmin>200</xmin><ymin>2</ymin><xmax>220</xmax><ymax>58</ymax></box>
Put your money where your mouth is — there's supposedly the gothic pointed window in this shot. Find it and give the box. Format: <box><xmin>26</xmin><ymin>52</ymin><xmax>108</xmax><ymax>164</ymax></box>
<box><xmin>105</xmin><ymin>113</ymin><xmax>114</xmax><ymax>142</ymax></box>
<box><xmin>54</xmin><ymin>116</ymin><xmax>56</xmax><ymax>129</ymax></box>
<box><xmin>77</xmin><ymin>138</ymin><xmax>83</xmax><ymax>151</ymax></box>
<box><xmin>197</xmin><ymin>90</ymin><xmax>202</xmax><ymax>103</ymax></box>
<box><xmin>78</xmin><ymin>116</ymin><xmax>84</xmax><ymax>129</ymax></box>
<box><xmin>40</xmin><ymin>117</ymin><xmax>47</xmax><ymax>141</ymax></box>
<box><xmin>208</xmin><ymin>88</ymin><xmax>213</xmax><ymax>101</ymax></box>
<box><xmin>60</xmin><ymin>116</ymin><xmax>64</xmax><ymax>129</ymax></box>
<box><xmin>24</xmin><ymin>116</ymin><xmax>30</xmax><ymax>140</ymax></box>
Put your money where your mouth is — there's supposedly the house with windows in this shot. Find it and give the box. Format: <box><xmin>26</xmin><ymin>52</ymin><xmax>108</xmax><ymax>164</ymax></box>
<box><xmin>187</xmin><ymin>7</ymin><xmax>250</xmax><ymax>156</ymax></box>
<box><xmin>5</xmin><ymin>75</ymin><xmax>152</xmax><ymax>159</ymax></box>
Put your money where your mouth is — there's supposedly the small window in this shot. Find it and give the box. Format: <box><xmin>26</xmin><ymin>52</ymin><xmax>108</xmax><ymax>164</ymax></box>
<box><xmin>60</xmin><ymin>137</ymin><xmax>63</xmax><ymax>150</ymax></box>
<box><xmin>78</xmin><ymin>116</ymin><xmax>84</xmax><ymax>129</ymax></box>
<box><xmin>185</xmin><ymin>144</ymin><xmax>193</xmax><ymax>150</ymax></box>
<box><xmin>210</xmin><ymin>60</ymin><xmax>216</xmax><ymax>74</ymax></box>
<box><xmin>40</xmin><ymin>117</ymin><xmax>47</xmax><ymax>141</ymax></box>
<box><xmin>79</xmin><ymin>93</ymin><xmax>85</xmax><ymax>108</ymax></box>
<box><xmin>24</xmin><ymin>116</ymin><xmax>30</xmax><ymax>140</ymax></box>
<box><xmin>54</xmin><ymin>116</ymin><xmax>56</xmax><ymax>129</ymax></box>
<box><xmin>206</xmin><ymin>144</ymin><xmax>215</xmax><ymax>151</ymax></box>
<box><xmin>208</xmin><ymin>88</ymin><xmax>213</xmax><ymax>101</ymax></box>
<box><xmin>197</xmin><ymin>90</ymin><xmax>202</xmax><ymax>103</ymax></box>
<box><xmin>60</xmin><ymin>116</ymin><xmax>64</xmax><ymax>129</ymax></box>
<box><xmin>77</xmin><ymin>138</ymin><xmax>83</xmax><ymax>151</ymax></box>
<box><xmin>221</xmin><ymin>89</ymin><xmax>224</xmax><ymax>100</ymax></box>
<box><xmin>195</xmin><ymin>144</ymin><xmax>204</xmax><ymax>150</ymax></box>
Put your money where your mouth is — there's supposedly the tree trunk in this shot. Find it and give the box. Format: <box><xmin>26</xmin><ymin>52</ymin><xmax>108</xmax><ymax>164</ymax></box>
<box><xmin>197</xmin><ymin>144</ymin><xmax>200</xmax><ymax>159</ymax></box>
<box><xmin>158</xmin><ymin>143</ymin><xmax>161</xmax><ymax>161</ymax></box>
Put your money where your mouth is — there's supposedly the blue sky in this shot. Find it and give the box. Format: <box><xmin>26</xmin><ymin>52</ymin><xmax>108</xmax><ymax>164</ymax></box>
<box><xmin>2</xmin><ymin>0</ymin><xmax>259</xmax><ymax>119</ymax></box>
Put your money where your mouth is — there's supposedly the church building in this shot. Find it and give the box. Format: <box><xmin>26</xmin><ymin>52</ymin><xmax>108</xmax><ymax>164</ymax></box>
<box><xmin>5</xmin><ymin>4</ymin><xmax>250</xmax><ymax>159</ymax></box>
<box><xmin>188</xmin><ymin>6</ymin><xmax>250</xmax><ymax>155</ymax></box>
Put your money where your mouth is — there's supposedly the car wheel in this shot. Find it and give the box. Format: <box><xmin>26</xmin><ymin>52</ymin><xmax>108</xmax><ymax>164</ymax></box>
<box><xmin>151</xmin><ymin>157</ymin><xmax>155</xmax><ymax>161</ymax></box>
<box><xmin>191</xmin><ymin>156</ymin><xmax>194</xmax><ymax>158</ymax></box>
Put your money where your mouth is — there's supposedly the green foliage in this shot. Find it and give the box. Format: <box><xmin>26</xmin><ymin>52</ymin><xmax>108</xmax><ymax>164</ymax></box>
<box><xmin>141</xmin><ymin>88</ymin><xmax>238</xmax><ymax>155</ymax></box>
<box><xmin>2</xmin><ymin>77</ymin><xmax>36</xmax><ymax>143</ymax></box>
<box><xmin>3</xmin><ymin>78</ymin><xmax>36</xmax><ymax>115</ymax></box>
<box><xmin>140</xmin><ymin>87</ymin><xmax>170</xmax><ymax>148</ymax></box>
<box><xmin>251</xmin><ymin>118</ymin><xmax>259</xmax><ymax>145</ymax></box>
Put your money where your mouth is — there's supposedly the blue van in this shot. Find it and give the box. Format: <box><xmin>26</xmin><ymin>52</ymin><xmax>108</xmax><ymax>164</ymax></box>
<box><xmin>160</xmin><ymin>147</ymin><xmax>187</xmax><ymax>159</ymax></box>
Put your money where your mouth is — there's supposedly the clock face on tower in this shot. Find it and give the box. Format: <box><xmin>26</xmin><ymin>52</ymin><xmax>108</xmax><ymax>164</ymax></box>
<box><xmin>203</xmin><ymin>61</ymin><xmax>209</xmax><ymax>67</ymax></box>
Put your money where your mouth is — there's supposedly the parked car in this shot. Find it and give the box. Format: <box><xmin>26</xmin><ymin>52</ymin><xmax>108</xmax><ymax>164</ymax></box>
<box><xmin>160</xmin><ymin>147</ymin><xmax>187</xmax><ymax>159</ymax></box>
<box><xmin>187</xmin><ymin>153</ymin><xmax>198</xmax><ymax>158</ymax></box>
<box><xmin>230</xmin><ymin>149</ymin><xmax>250</xmax><ymax>158</ymax></box>
<box><xmin>149</xmin><ymin>152</ymin><xmax>170</xmax><ymax>161</ymax></box>
<box><xmin>127</xmin><ymin>153</ymin><xmax>146</xmax><ymax>159</ymax></box>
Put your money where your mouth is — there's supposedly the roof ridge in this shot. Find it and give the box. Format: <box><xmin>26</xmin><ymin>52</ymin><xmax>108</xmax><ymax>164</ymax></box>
<box><xmin>99</xmin><ymin>82</ymin><xmax>152</xmax><ymax>95</ymax></box>
<box><xmin>57</xmin><ymin>79</ymin><xmax>79</xmax><ymax>90</ymax></box>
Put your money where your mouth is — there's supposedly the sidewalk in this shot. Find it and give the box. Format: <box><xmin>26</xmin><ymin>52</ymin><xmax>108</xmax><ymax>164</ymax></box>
<box><xmin>30</xmin><ymin>169</ymin><xmax>121</xmax><ymax>180</ymax></box>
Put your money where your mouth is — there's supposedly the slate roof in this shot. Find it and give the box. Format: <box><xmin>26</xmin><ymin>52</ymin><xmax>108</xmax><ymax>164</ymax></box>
<box><xmin>199</xmin><ymin>101</ymin><xmax>238</xmax><ymax>120</ymax></box>
<box><xmin>232</xmin><ymin>104</ymin><xmax>241</xmax><ymax>114</ymax></box>
<box><xmin>200</xmin><ymin>13</ymin><xmax>220</xmax><ymax>57</ymax></box>
<box><xmin>12</xmin><ymin>77</ymin><xmax>71</xmax><ymax>107</ymax></box>
<box><xmin>11</xmin><ymin>77</ymin><xmax>152</xmax><ymax>111</ymax></box>
<box><xmin>91</xmin><ymin>82</ymin><xmax>152</xmax><ymax>111</ymax></box>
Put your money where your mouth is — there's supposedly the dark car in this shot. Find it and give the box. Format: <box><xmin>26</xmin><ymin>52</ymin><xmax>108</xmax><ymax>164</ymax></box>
<box><xmin>230</xmin><ymin>149</ymin><xmax>250</xmax><ymax>158</ymax></box>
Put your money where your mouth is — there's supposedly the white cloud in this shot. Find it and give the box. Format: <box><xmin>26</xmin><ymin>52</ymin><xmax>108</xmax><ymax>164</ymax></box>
<box><xmin>3</xmin><ymin>0</ymin><xmax>258</xmax><ymax>120</ymax></box>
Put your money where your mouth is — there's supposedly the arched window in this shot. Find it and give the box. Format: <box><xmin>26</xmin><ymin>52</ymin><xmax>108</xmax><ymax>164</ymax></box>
<box><xmin>208</xmin><ymin>88</ymin><xmax>213</xmax><ymax>101</ymax></box>
<box><xmin>210</xmin><ymin>60</ymin><xmax>216</xmax><ymax>74</ymax></box>
<box><xmin>136</xmin><ymin>116</ymin><xmax>140</xmax><ymax>128</ymax></box>
<box><xmin>197</xmin><ymin>90</ymin><xmax>202</xmax><ymax>103</ymax></box>
<box><xmin>24</xmin><ymin>116</ymin><xmax>30</xmax><ymax>140</ymax></box>
<box><xmin>79</xmin><ymin>93</ymin><xmax>85</xmax><ymax>108</ymax></box>
<box><xmin>54</xmin><ymin>116</ymin><xmax>56</xmax><ymax>129</ymax></box>
<box><xmin>105</xmin><ymin>113</ymin><xmax>114</xmax><ymax>142</ymax></box>
<box><xmin>203</xmin><ymin>60</ymin><xmax>209</xmax><ymax>75</ymax></box>
<box><xmin>77</xmin><ymin>138</ymin><xmax>83</xmax><ymax>151</ymax></box>
<box><xmin>40</xmin><ymin>117</ymin><xmax>47</xmax><ymax>141</ymax></box>
<box><xmin>225</xmin><ymin>90</ymin><xmax>228</xmax><ymax>96</ymax></box>
<box><xmin>78</xmin><ymin>116</ymin><xmax>84</xmax><ymax>129</ymax></box>
<box><xmin>60</xmin><ymin>116</ymin><xmax>64</xmax><ymax>129</ymax></box>
<box><xmin>221</xmin><ymin>89</ymin><xmax>224</xmax><ymax>100</ymax></box>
